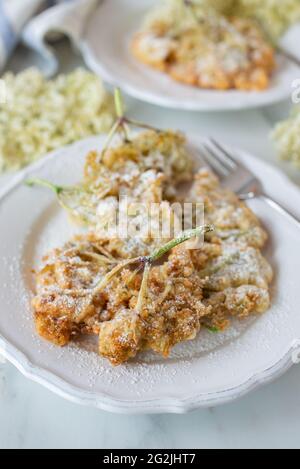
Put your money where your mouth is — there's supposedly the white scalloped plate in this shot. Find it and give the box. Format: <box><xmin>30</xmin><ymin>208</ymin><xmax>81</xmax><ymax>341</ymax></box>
<box><xmin>0</xmin><ymin>135</ymin><xmax>300</xmax><ymax>414</ymax></box>
<box><xmin>81</xmin><ymin>0</ymin><xmax>300</xmax><ymax>111</ymax></box>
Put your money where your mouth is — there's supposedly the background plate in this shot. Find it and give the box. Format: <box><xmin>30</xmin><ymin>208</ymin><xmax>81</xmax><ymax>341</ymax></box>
<box><xmin>82</xmin><ymin>0</ymin><xmax>300</xmax><ymax>111</ymax></box>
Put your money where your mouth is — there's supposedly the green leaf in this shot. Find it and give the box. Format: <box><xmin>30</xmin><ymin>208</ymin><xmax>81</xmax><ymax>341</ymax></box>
<box><xmin>205</xmin><ymin>325</ymin><xmax>220</xmax><ymax>333</ymax></box>
<box><xmin>114</xmin><ymin>88</ymin><xmax>124</xmax><ymax>119</ymax></box>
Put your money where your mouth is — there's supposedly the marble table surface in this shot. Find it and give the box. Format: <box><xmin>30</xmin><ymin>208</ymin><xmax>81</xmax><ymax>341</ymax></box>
<box><xmin>1</xmin><ymin>40</ymin><xmax>300</xmax><ymax>449</ymax></box>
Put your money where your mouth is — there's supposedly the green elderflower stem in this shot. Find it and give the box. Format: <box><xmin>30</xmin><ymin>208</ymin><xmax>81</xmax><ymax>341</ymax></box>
<box><xmin>75</xmin><ymin>224</ymin><xmax>214</xmax><ymax>323</ymax></box>
<box><xmin>147</xmin><ymin>224</ymin><xmax>214</xmax><ymax>263</ymax></box>
<box><xmin>26</xmin><ymin>178</ymin><xmax>64</xmax><ymax>195</ymax></box>
<box><xmin>93</xmin><ymin>224</ymin><xmax>214</xmax><ymax>297</ymax></box>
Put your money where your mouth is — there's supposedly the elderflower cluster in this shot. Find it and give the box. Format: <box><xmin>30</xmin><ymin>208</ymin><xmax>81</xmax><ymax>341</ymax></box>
<box><xmin>0</xmin><ymin>68</ymin><xmax>115</xmax><ymax>173</ymax></box>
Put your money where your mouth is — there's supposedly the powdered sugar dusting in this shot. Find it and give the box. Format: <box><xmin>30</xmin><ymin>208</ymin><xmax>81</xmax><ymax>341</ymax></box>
<box><xmin>0</xmin><ymin>137</ymin><xmax>299</xmax><ymax>407</ymax></box>
<box><xmin>0</xmin><ymin>201</ymin><xmax>258</xmax><ymax>396</ymax></box>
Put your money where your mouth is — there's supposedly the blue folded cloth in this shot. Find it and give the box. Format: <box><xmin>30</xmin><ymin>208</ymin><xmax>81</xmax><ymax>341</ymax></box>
<box><xmin>0</xmin><ymin>0</ymin><xmax>99</xmax><ymax>74</ymax></box>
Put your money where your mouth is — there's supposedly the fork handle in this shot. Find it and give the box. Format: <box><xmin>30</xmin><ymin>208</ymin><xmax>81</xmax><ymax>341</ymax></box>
<box><xmin>278</xmin><ymin>47</ymin><xmax>300</xmax><ymax>69</ymax></box>
<box><xmin>260</xmin><ymin>193</ymin><xmax>300</xmax><ymax>228</ymax></box>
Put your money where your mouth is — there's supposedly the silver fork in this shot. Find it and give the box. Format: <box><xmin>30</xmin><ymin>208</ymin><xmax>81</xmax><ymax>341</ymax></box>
<box><xmin>200</xmin><ymin>138</ymin><xmax>300</xmax><ymax>227</ymax></box>
<box><xmin>278</xmin><ymin>46</ymin><xmax>300</xmax><ymax>69</ymax></box>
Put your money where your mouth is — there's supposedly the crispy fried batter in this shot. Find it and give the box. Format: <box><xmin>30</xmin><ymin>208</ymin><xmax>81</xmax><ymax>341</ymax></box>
<box><xmin>98</xmin><ymin>246</ymin><xmax>208</xmax><ymax>365</ymax></box>
<box><xmin>33</xmin><ymin>208</ymin><xmax>272</xmax><ymax>365</ymax></box>
<box><xmin>187</xmin><ymin>168</ymin><xmax>268</xmax><ymax>248</ymax></box>
<box><xmin>68</xmin><ymin>130</ymin><xmax>194</xmax><ymax>256</ymax></box>
<box><xmin>187</xmin><ymin>168</ymin><xmax>272</xmax><ymax>330</ymax></box>
<box><xmin>84</xmin><ymin>130</ymin><xmax>193</xmax><ymax>194</ymax></box>
<box><xmin>32</xmin><ymin>237</ymin><xmax>114</xmax><ymax>345</ymax></box>
<box><xmin>32</xmin><ymin>134</ymin><xmax>273</xmax><ymax>365</ymax></box>
<box><xmin>132</xmin><ymin>15</ymin><xmax>275</xmax><ymax>91</ymax></box>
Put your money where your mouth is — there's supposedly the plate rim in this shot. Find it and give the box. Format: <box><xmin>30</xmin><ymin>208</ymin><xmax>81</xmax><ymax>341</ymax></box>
<box><xmin>0</xmin><ymin>333</ymin><xmax>296</xmax><ymax>414</ymax></box>
<box><xmin>0</xmin><ymin>135</ymin><xmax>299</xmax><ymax>414</ymax></box>
<box><xmin>80</xmin><ymin>0</ymin><xmax>296</xmax><ymax>112</ymax></box>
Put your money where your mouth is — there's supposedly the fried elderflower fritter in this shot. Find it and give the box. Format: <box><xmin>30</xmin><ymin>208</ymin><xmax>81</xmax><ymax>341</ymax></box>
<box><xmin>132</xmin><ymin>1</ymin><xmax>275</xmax><ymax>91</ymax></box>
<box><xmin>28</xmin><ymin>129</ymin><xmax>194</xmax><ymax>258</ymax></box>
<box><xmin>30</xmin><ymin>94</ymin><xmax>273</xmax><ymax>366</ymax></box>
<box><xmin>33</xmin><ymin>166</ymin><xmax>273</xmax><ymax>365</ymax></box>
<box><xmin>33</xmin><ymin>230</ymin><xmax>212</xmax><ymax>365</ymax></box>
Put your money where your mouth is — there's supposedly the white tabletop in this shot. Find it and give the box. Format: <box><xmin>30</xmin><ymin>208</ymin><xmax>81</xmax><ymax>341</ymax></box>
<box><xmin>1</xmin><ymin>40</ymin><xmax>300</xmax><ymax>450</ymax></box>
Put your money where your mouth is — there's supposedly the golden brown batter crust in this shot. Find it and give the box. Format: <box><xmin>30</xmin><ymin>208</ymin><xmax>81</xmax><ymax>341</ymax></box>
<box><xmin>132</xmin><ymin>14</ymin><xmax>275</xmax><ymax>91</ymax></box>
<box><xmin>32</xmin><ymin>131</ymin><xmax>272</xmax><ymax>365</ymax></box>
